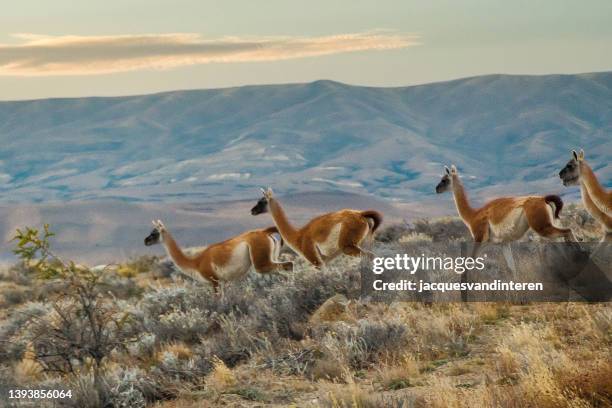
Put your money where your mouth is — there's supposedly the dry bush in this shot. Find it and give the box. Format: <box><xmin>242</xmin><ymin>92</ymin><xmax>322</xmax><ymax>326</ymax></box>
<box><xmin>8</xmin><ymin>225</ymin><xmax>144</xmax><ymax>407</ymax></box>
<box><xmin>309</xmin><ymin>357</ymin><xmax>348</xmax><ymax>382</ymax></box>
<box><xmin>117</xmin><ymin>255</ymin><xmax>160</xmax><ymax>278</ymax></box>
<box><xmin>398</xmin><ymin>303</ymin><xmax>478</xmax><ymax>360</ymax></box>
<box><xmin>0</xmin><ymin>282</ymin><xmax>33</xmax><ymax>307</ymax></box>
<box><xmin>319</xmin><ymin>319</ymin><xmax>410</xmax><ymax>370</ymax></box>
<box><xmin>0</xmin><ymin>301</ymin><xmax>50</xmax><ymax>362</ymax></box>
<box><xmin>0</xmin><ymin>262</ymin><xmax>35</xmax><ymax>285</ymax></box>
<box><xmin>257</xmin><ymin>343</ymin><xmax>319</xmax><ymax>377</ymax></box>
<box><xmin>412</xmin><ymin>217</ymin><xmax>470</xmax><ymax>242</ymax></box>
<box><xmin>201</xmin><ymin>314</ymin><xmax>269</xmax><ymax>367</ymax></box>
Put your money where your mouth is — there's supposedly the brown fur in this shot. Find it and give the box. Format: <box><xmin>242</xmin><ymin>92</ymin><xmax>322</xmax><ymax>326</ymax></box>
<box><xmin>261</xmin><ymin>190</ymin><xmax>382</xmax><ymax>268</ymax></box>
<box><xmin>154</xmin><ymin>222</ymin><xmax>291</xmax><ymax>291</ymax></box>
<box><xmin>580</xmin><ymin>184</ymin><xmax>612</xmax><ymax>241</ymax></box>
<box><xmin>579</xmin><ymin>159</ymin><xmax>612</xmax><ymax>217</ymax></box>
<box><xmin>441</xmin><ymin>167</ymin><xmax>575</xmax><ymax>255</ymax></box>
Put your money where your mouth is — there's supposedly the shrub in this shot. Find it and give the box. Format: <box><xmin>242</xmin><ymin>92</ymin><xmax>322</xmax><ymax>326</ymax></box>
<box><xmin>128</xmin><ymin>333</ymin><xmax>157</xmax><ymax>360</ymax></box>
<box><xmin>318</xmin><ymin>320</ymin><xmax>409</xmax><ymax>370</ymax></box>
<box><xmin>202</xmin><ymin>314</ymin><xmax>270</xmax><ymax>367</ymax></box>
<box><xmin>10</xmin><ymin>225</ymin><xmax>143</xmax><ymax>406</ymax></box>
<box><xmin>108</xmin><ymin>368</ymin><xmax>147</xmax><ymax>408</ymax></box>
<box><xmin>0</xmin><ymin>301</ymin><xmax>50</xmax><ymax>362</ymax></box>
<box><xmin>0</xmin><ymin>283</ymin><xmax>33</xmax><ymax>307</ymax></box>
<box><xmin>117</xmin><ymin>255</ymin><xmax>160</xmax><ymax>278</ymax></box>
<box><xmin>376</xmin><ymin>223</ymin><xmax>411</xmax><ymax>243</ymax></box>
<box><xmin>259</xmin><ymin>345</ymin><xmax>319</xmax><ymax>376</ymax></box>
<box><xmin>0</xmin><ymin>263</ymin><xmax>34</xmax><ymax>285</ymax></box>
<box><xmin>251</xmin><ymin>264</ymin><xmax>359</xmax><ymax>339</ymax></box>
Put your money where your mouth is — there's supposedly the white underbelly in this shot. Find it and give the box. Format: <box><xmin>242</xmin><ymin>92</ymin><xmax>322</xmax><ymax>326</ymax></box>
<box><xmin>316</xmin><ymin>223</ymin><xmax>342</xmax><ymax>257</ymax></box>
<box><xmin>489</xmin><ymin>208</ymin><xmax>529</xmax><ymax>242</ymax></box>
<box><xmin>270</xmin><ymin>235</ymin><xmax>281</xmax><ymax>262</ymax></box>
<box><xmin>212</xmin><ymin>241</ymin><xmax>251</xmax><ymax>281</ymax></box>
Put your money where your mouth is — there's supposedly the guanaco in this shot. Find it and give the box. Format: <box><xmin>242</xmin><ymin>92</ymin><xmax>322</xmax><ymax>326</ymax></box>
<box><xmin>144</xmin><ymin>220</ymin><xmax>292</xmax><ymax>291</ymax></box>
<box><xmin>436</xmin><ymin>165</ymin><xmax>576</xmax><ymax>257</ymax></box>
<box><xmin>559</xmin><ymin>149</ymin><xmax>611</xmax><ymax>241</ymax></box>
<box><xmin>250</xmin><ymin>188</ymin><xmax>383</xmax><ymax>268</ymax></box>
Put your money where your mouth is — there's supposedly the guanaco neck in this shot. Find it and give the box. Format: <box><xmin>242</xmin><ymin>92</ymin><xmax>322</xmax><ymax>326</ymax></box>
<box><xmin>268</xmin><ymin>198</ymin><xmax>300</xmax><ymax>245</ymax></box>
<box><xmin>160</xmin><ymin>231</ymin><xmax>197</xmax><ymax>271</ymax></box>
<box><xmin>451</xmin><ymin>175</ymin><xmax>476</xmax><ymax>222</ymax></box>
<box><xmin>580</xmin><ymin>161</ymin><xmax>610</xmax><ymax>213</ymax></box>
<box><xmin>580</xmin><ymin>183</ymin><xmax>612</xmax><ymax>229</ymax></box>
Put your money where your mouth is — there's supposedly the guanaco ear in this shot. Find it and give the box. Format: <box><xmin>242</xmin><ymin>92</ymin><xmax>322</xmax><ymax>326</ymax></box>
<box><xmin>151</xmin><ymin>220</ymin><xmax>158</xmax><ymax>228</ymax></box>
<box><xmin>450</xmin><ymin>164</ymin><xmax>458</xmax><ymax>174</ymax></box>
<box><xmin>156</xmin><ymin>220</ymin><xmax>166</xmax><ymax>231</ymax></box>
<box><xmin>444</xmin><ymin>166</ymin><xmax>451</xmax><ymax>175</ymax></box>
<box><xmin>260</xmin><ymin>187</ymin><xmax>267</xmax><ymax>196</ymax></box>
<box><xmin>578</xmin><ymin>149</ymin><xmax>585</xmax><ymax>161</ymax></box>
<box><xmin>572</xmin><ymin>150</ymin><xmax>578</xmax><ymax>161</ymax></box>
<box><xmin>264</xmin><ymin>187</ymin><xmax>274</xmax><ymax>199</ymax></box>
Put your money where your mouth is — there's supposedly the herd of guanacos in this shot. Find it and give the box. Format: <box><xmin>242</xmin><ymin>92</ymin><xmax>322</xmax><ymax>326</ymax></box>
<box><xmin>143</xmin><ymin>149</ymin><xmax>610</xmax><ymax>292</ymax></box>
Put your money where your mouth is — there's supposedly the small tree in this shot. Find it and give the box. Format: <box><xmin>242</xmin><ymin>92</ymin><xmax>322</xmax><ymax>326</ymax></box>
<box><xmin>13</xmin><ymin>225</ymin><xmax>140</xmax><ymax>406</ymax></box>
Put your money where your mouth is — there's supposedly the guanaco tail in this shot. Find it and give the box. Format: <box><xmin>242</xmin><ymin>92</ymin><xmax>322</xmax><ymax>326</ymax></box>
<box><xmin>144</xmin><ymin>220</ymin><xmax>292</xmax><ymax>291</ymax></box>
<box><xmin>250</xmin><ymin>188</ymin><xmax>383</xmax><ymax>268</ymax></box>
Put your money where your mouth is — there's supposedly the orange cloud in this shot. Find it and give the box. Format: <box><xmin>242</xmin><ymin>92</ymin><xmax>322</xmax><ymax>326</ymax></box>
<box><xmin>0</xmin><ymin>32</ymin><xmax>419</xmax><ymax>76</ymax></box>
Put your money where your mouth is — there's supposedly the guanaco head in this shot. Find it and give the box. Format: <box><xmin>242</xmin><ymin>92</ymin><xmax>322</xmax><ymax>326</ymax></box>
<box><xmin>144</xmin><ymin>220</ymin><xmax>166</xmax><ymax>246</ymax></box>
<box><xmin>435</xmin><ymin>165</ymin><xmax>457</xmax><ymax>193</ymax></box>
<box><xmin>251</xmin><ymin>188</ymin><xmax>274</xmax><ymax>215</ymax></box>
<box><xmin>559</xmin><ymin>149</ymin><xmax>584</xmax><ymax>186</ymax></box>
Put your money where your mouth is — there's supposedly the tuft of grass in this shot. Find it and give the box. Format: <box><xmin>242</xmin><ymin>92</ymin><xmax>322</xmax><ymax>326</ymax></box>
<box><xmin>13</xmin><ymin>343</ymin><xmax>44</xmax><ymax>383</ymax></box>
<box><xmin>206</xmin><ymin>357</ymin><xmax>236</xmax><ymax>392</ymax></box>
<box><xmin>474</xmin><ymin>302</ymin><xmax>510</xmax><ymax>324</ymax></box>
<box><xmin>155</xmin><ymin>342</ymin><xmax>193</xmax><ymax>363</ymax></box>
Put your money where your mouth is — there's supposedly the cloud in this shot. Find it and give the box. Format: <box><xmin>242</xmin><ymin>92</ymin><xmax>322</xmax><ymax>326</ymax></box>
<box><xmin>0</xmin><ymin>31</ymin><xmax>418</xmax><ymax>76</ymax></box>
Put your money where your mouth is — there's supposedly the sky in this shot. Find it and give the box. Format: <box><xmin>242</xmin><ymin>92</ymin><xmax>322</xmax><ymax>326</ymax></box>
<box><xmin>1</xmin><ymin>0</ymin><xmax>611</xmax><ymax>100</ymax></box>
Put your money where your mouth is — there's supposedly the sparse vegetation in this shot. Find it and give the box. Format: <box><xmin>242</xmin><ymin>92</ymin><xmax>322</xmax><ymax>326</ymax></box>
<box><xmin>0</xmin><ymin>208</ymin><xmax>609</xmax><ymax>407</ymax></box>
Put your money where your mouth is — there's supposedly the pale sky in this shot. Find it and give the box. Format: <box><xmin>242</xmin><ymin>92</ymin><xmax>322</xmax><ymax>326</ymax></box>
<box><xmin>1</xmin><ymin>0</ymin><xmax>611</xmax><ymax>100</ymax></box>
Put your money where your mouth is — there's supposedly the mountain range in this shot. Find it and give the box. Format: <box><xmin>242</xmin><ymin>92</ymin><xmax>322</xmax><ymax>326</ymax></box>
<box><xmin>1</xmin><ymin>72</ymin><xmax>610</xmax><ymax>205</ymax></box>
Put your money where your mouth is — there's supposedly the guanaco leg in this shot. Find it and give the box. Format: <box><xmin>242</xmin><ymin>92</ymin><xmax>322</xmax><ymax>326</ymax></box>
<box><xmin>524</xmin><ymin>203</ymin><xmax>575</xmax><ymax>242</ymax></box>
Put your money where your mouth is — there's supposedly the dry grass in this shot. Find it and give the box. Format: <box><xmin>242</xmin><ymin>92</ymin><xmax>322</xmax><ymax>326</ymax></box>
<box><xmin>0</xmin><ymin>210</ymin><xmax>609</xmax><ymax>407</ymax></box>
<box><xmin>155</xmin><ymin>342</ymin><xmax>193</xmax><ymax>363</ymax></box>
<box><xmin>13</xmin><ymin>343</ymin><xmax>44</xmax><ymax>383</ymax></box>
<box><xmin>376</xmin><ymin>353</ymin><xmax>420</xmax><ymax>390</ymax></box>
<box><xmin>206</xmin><ymin>356</ymin><xmax>236</xmax><ymax>392</ymax></box>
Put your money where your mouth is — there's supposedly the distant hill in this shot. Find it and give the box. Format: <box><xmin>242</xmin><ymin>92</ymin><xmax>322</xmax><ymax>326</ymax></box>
<box><xmin>0</xmin><ymin>191</ymin><xmax>411</xmax><ymax>265</ymax></box>
<box><xmin>1</xmin><ymin>72</ymin><xmax>610</xmax><ymax>205</ymax></box>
